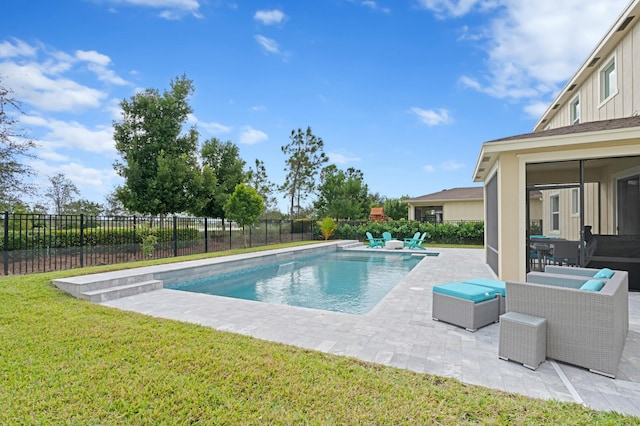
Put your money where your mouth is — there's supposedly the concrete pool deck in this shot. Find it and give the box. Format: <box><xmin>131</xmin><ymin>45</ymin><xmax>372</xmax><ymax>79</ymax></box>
<box><xmin>100</xmin><ymin>245</ymin><xmax>640</xmax><ymax>417</ymax></box>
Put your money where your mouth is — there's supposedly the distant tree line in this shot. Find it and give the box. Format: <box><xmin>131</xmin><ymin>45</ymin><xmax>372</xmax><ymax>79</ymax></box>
<box><xmin>0</xmin><ymin>74</ymin><xmax>409</xmax><ymax>224</ymax></box>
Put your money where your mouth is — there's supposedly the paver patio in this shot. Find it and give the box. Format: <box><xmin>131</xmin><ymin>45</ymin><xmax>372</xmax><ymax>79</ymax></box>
<box><xmin>101</xmin><ymin>245</ymin><xmax>640</xmax><ymax>417</ymax></box>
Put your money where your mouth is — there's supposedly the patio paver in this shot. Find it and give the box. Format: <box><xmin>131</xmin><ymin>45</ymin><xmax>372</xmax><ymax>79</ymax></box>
<box><xmin>101</xmin><ymin>246</ymin><xmax>640</xmax><ymax>417</ymax></box>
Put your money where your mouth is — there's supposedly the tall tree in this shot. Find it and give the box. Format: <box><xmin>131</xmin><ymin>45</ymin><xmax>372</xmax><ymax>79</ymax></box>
<box><xmin>199</xmin><ymin>138</ymin><xmax>246</xmax><ymax>222</ymax></box>
<box><xmin>383</xmin><ymin>196</ymin><xmax>410</xmax><ymax>220</ymax></box>
<box><xmin>113</xmin><ymin>75</ymin><xmax>201</xmax><ymax>216</ymax></box>
<box><xmin>280</xmin><ymin>127</ymin><xmax>328</xmax><ymax>218</ymax></box>
<box><xmin>223</xmin><ymin>183</ymin><xmax>264</xmax><ymax>248</ymax></box>
<box><xmin>247</xmin><ymin>159</ymin><xmax>277</xmax><ymax>213</ymax></box>
<box><xmin>0</xmin><ymin>77</ymin><xmax>37</xmax><ymax>205</ymax></box>
<box><xmin>314</xmin><ymin>165</ymin><xmax>369</xmax><ymax>220</ymax></box>
<box><xmin>45</xmin><ymin>173</ymin><xmax>80</xmax><ymax>214</ymax></box>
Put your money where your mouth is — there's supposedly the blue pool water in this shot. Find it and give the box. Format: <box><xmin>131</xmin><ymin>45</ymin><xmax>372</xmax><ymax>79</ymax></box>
<box><xmin>167</xmin><ymin>251</ymin><xmax>426</xmax><ymax>314</ymax></box>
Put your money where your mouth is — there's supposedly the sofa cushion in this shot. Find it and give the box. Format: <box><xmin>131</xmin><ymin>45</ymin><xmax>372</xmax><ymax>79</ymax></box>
<box><xmin>580</xmin><ymin>279</ymin><xmax>605</xmax><ymax>291</ymax></box>
<box><xmin>464</xmin><ymin>277</ymin><xmax>506</xmax><ymax>296</ymax></box>
<box><xmin>433</xmin><ymin>282</ymin><xmax>497</xmax><ymax>303</ymax></box>
<box><xmin>593</xmin><ymin>268</ymin><xmax>615</xmax><ymax>279</ymax></box>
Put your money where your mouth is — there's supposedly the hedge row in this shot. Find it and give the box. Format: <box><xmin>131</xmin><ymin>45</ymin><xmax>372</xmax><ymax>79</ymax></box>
<box><xmin>319</xmin><ymin>219</ymin><xmax>484</xmax><ymax>245</ymax></box>
<box><xmin>1</xmin><ymin>227</ymin><xmax>201</xmax><ymax>251</ymax></box>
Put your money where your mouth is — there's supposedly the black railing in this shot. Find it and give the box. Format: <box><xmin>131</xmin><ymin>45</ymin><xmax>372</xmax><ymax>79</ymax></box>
<box><xmin>1</xmin><ymin>213</ymin><xmax>315</xmax><ymax>276</ymax></box>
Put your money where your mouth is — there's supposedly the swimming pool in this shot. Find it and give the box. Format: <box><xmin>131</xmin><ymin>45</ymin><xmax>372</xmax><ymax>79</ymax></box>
<box><xmin>166</xmin><ymin>251</ymin><xmax>425</xmax><ymax>314</ymax></box>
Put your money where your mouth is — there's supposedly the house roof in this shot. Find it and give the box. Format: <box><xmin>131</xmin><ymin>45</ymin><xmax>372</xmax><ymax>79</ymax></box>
<box><xmin>534</xmin><ymin>0</ymin><xmax>640</xmax><ymax>131</ymax></box>
<box><xmin>473</xmin><ymin>116</ymin><xmax>640</xmax><ymax>182</ymax></box>
<box><xmin>492</xmin><ymin>115</ymin><xmax>640</xmax><ymax>143</ymax></box>
<box><xmin>370</xmin><ymin>207</ymin><xmax>384</xmax><ymax>216</ymax></box>
<box><xmin>405</xmin><ymin>187</ymin><xmax>483</xmax><ymax>203</ymax></box>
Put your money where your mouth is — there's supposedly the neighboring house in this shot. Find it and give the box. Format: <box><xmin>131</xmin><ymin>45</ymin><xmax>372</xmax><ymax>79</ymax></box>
<box><xmin>405</xmin><ymin>187</ymin><xmax>542</xmax><ymax>224</ymax></box>
<box><xmin>405</xmin><ymin>187</ymin><xmax>484</xmax><ymax>222</ymax></box>
<box><xmin>473</xmin><ymin>0</ymin><xmax>640</xmax><ymax>290</ymax></box>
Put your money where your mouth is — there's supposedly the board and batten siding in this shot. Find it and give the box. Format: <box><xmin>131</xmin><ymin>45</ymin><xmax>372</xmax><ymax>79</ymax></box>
<box><xmin>540</xmin><ymin>183</ymin><xmax>601</xmax><ymax>240</ymax></box>
<box><xmin>545</xmin><ymin>24</ymin><xmax>640</xmax><ymax>130</ymax></box>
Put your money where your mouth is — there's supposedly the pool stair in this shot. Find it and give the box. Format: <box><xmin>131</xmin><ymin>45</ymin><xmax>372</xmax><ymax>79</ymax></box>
<box><xmin>52</xmin><ymin>274</ymin><xmax>163</xmax><ymax>303</ymax></box>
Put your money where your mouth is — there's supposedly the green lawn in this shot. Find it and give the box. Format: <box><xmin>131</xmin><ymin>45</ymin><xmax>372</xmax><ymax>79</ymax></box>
<box><xmin>0</xmin><ymin>243</ymin><xmax>636</xmax><ymax>424</ymax></box>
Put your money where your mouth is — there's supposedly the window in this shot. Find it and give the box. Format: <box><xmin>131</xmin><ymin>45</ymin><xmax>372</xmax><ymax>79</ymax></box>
<box><xmin>571</xmin><ymin>188</ymin><xmax>580</xmax><ymax>215</ymax></box>
<box><xmin>570</xmin><ymin>95</ymin><xmax>580</xmax><ymax>124</ymax></box>
<box><xmin>600</xmin><ymin>56</ymin><xmax>617</xmax><ymax>103</ymax></box>
<box><xmin>550</xmin><ymin>194</ymin><xmax>560</xmax><ymax>231</ymax></box>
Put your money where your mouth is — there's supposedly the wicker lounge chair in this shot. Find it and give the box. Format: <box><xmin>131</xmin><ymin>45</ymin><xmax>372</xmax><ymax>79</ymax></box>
<box><xmin>506</xmin><ymin>269</ymin><xmax>629</xmax><ymax>377</ymax></box>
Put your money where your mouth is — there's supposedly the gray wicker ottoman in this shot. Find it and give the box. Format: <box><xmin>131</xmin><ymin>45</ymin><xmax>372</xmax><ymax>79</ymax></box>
<box><xmin>432</xmin><ymin>282</ymin><xmax>500</xmax><ymax>332</ymax></box>
<box><xmin>499</xmin><ymin>312</ymin><xmax>547</xmax><ymax>370</ymax></box>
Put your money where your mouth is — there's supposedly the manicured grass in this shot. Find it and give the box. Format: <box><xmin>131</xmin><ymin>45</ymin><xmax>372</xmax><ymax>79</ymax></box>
<box><xmin>0</xmin><ymin>243</ymin><xmax>636</xmax><ymax>424</ymax></box>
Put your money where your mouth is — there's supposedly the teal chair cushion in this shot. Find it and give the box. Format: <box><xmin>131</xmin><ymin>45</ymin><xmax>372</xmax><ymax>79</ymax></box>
<box><xmin>464</xmin><ymin>277</ymin><xmax>506</xmax><ymax>297</ymax></box>
<box><xmin>580</xmin><ymin>279</ymin><xmax>605</xmax><ymax>291</ymax></box>
<box><xmin>593</xmin><ymin>268</ymin><xmax>614</xmax><ymax>279</ymax></box>
<box><xmin>433</xmin><ymin>282</ymin><xmax>497</xmax><ymax>303</ymax></box>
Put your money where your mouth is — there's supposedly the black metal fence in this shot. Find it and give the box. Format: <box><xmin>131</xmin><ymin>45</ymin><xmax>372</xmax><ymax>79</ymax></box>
<box><xmin>1</xmin><ymin>212</ymin><xmax>315</xmax><ymax>276</ymax></box>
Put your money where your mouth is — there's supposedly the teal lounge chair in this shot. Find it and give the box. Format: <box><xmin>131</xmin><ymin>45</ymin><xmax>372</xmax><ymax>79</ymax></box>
<box><xmin>403</xmin><ymin>232</ymin><xmax>420</xmax><ymax>248</ymax></box>
<box><xmin>408</xmin><ymin>232</ymin><xmax>427</xmax><ymax>250</ymax></box>
<box><xmin>365</xmin><ymin>232</ymin><xmax>384</xmax><ymax>248</ymax></box>
<box><xmin>382</xmin><ymin>231</ymin><xmax>393</xmax><ymax>243</ymax></box>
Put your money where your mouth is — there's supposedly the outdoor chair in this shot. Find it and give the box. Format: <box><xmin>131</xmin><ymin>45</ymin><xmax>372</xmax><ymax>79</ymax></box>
<box><xmin>407</xmin><ymin>232</ymin><xmax>427</xmax><ymax>250</ymax></box>
<box><xmin>548</xmin><ymin>240</ymin><xmax>579</xmax><ymax>266</ymax></box>
<box><xmin>365</xmin><ymin>232</ymin><xmax>384</xmax><ymax>248</ymax></box>
<box><xmin>382</xmin><ymin>231</ymin><xmax>393</xmax><ymax>243</ymax></box>
<box><xmin>506</xmin><ymin>268</ymin><xmax>629</xmax><ymax>377</ymax></box>
<box><xmin>403</xmin><ymin>232</ymin><xmax>420</xmax><ymax>248</ymax></box>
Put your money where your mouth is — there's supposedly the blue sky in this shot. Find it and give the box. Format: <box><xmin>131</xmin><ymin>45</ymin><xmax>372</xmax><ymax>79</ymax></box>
<box><xmin>0</xmin><ymin>0</ymin><xmax>630</xmax><ymax>212</ymax></box>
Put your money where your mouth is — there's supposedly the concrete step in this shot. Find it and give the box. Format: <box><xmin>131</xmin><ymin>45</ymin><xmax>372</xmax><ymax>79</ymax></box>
<box><xmin>80</xmin><ymin>279</ymin><xmax>163</xmax><ymax>303</ymax></box>
<box><xmin>53</xmin><ymin>273</ymin><xmax>156</xmax><ymax>298</ymax></box>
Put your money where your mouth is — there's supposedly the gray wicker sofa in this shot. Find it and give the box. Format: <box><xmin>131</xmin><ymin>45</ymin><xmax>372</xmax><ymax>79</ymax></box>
<box><xmin>505</xmin><ymin>269</ymin><xmax>629</xmax><ymax>378</ymax></box>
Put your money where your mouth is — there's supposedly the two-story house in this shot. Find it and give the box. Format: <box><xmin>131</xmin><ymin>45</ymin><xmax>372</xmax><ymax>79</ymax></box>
<box><xmin>473</xmin><ymin>0</ymin><xmax>640</xmax><ymax>290</ymax></box>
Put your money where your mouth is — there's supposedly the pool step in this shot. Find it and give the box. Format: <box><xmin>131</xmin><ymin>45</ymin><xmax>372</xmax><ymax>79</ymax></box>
<box><xmin>80</xmin><ymin>280</ymin><xmax>163</xmax><ymax>303</ymax></box>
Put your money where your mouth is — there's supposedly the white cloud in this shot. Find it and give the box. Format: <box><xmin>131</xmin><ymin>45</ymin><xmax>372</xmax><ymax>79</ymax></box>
<box><xmin>452</xmin><ymin>0</ymin><xmax>628</xmax><ymax>107</ymax></box>
<box><xmin>255</xmin><ymin>35</ymin><xmax>280</xmax><ymax>54</ymax></box>
<box><xmin>201</xmin><ymin>121</ymin><xmax>232</xmax><ymax>134</ymax></box>
<box><xmin>360</xmin><ymin>1</ymin><xmax>391</xmax><ymax>13</ymax></box>
<box><xmin>0</xmin><ymin>61</ymin><xmax>107</xmax><ymax>112</ymax></box>
<box><xmin>410</xmin><ymin>107</ymin><xmax>452</xmax><ymax>126</ymax></box>
<box><xmin>188</xmin><ymin>113</ymin><xmax>232</xmax><ymax>134</ymax></box>
<box><xmin>250</xmin><ymin>105</ymin><xmax>266</xmax><ymax>112</ymax></box>
<box><xmin>423</xmin><ymin>165</ymin><xmax>435</xmax><ymax>172</ymax></box>
<box><xmin>441</xmin><ymin>160</ymin><xmax>465</xmax><ymax>170</ymax></box>
<box><xmin>328</xmin><ymin>152</ymin><xmax>361</xmax><ymax>164</ymax></box>
<box><xmin>254</xmin><ymin>9</ymin><xmax>286</xmax><ymax>25</ymax></box>
<box><xmin>416</xmin><ymin>0</ymin><xmax>496</xmax><ymax>18</ymax></box>
<box><xmin>0</xmin><ymin>38</ymin><xmax>37</xmax><ymax>58</ymax></box>
<box><xmin>75</xmin><ymin>50</ymin><xmax>111</xmax><ymax>66</ymax></box>
<box><xmin>239</xmin><ymin>126</ymin><xmax>268</xmax><ymax>144</ymax></box>
<box><xmin>24</xmin><ymin>115</ymin><xmax>116</xmax><ymax>154</ymax></box>
<box><xmin>103</xmin><ymin>0</ymin><xmax>202</xmax><ymax>19</ymax></box>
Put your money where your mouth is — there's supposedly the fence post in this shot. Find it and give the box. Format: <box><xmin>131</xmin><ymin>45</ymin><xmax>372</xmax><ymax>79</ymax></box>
<box><xmin>80</xmin><ymin>214</ymin><xmax>84</xmax><ymax>268</ymax></box>
<box><xmin>3</xmin><ymin>212</ymin><xmax>8</xmax><ymax>276</ymax></box>
<box><xmin>249</xmin><ymin>225</ymin><xmax>252</xmax><ymax>248</ymax></box>
<box><xmin>173</xmin><ymin>216</ymin><xmax>178</xmax><ymax>257</ymax></box>
<box><xmin>133</xmin><ymin>216</ymin><xmax>137</xmax><ymax>257</ymax></box>
<box><xmin>229</xmin><ymin>221</ymin><xmax>232</xmax><ymax>250</ymax></box>
<box><xmin>204</xmin><ymin>218</ymin><xmax>208</xmax><ymax>253</ymax></box>
<box><xmin>265</xmin><ymin>219</ymin><xmax>267</xmax><ymax>245</ymax></box>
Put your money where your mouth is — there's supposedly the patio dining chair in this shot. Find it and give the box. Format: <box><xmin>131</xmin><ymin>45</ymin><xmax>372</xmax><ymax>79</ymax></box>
<box><xmin>549</xmin><ymin>240</ymin><xmax>580</xmax><ymax>266</ymax></box>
